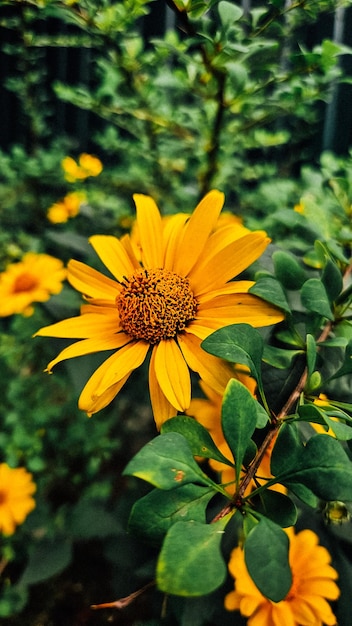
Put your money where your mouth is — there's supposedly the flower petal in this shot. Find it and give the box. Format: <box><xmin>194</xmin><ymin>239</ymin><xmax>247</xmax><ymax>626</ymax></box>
<box><xmin>95</xmin><ymin>340</ymin><xmax>149</xmax><ymax>395</ymax></box>
<box><xmin>68</xmin><ymin>259</ymin><xmax>119</xmax><ymax>300</ymax></box>
<box><xmin>149</xmin><ymin>346</ymin><xmax>178</xmax><ymax>429</ymax></box>
<box><xmin>133</xmin><ymin>194</ymin><xmax>163</xmax><ymax>267</ymax></box>
<box><xmin>34</xmin><ymin>311</ymin><xmax>120</xmax><ymax>339</ymax></box>
<box><xmin>89</xmin><ymin>235</ymin><xmax>138</xmax><ymax>282</ymax></box>
<box><xmin>163</xmin><ymin>213</ymin><xmax>189</xmax><ymax>270</ymax></box>
<box><xmin>178</xmin><ymin>332</ymin><xmax>233</xmax><ymax>396</ymax></box>
<box><xmin>198</xmin><ymin>294</ymin><xmax>284</xmax><ymax>327</ymax></box>
<box><xmin>189</xmin><ymin>232</ymin><xmax>270</xmax><ymax>295</ymax></box>
<box><xmin>44</xmin><ymin>334</ymin><xmax>131</xmax><ymax>372</ymax></box>
<box><xmin>154</xmin><ymin>339</ymin><xmax>191</xmax><ymax>412</ymax></box>
<box><xmin>79</xmin><ymin>370</ymin><xmax>130</xmax><ymax>416</ymax></box>
<box><xmin>173</xmin><ymin>190</ymin><xmax>225</xmax><ymax>276</ymax></box>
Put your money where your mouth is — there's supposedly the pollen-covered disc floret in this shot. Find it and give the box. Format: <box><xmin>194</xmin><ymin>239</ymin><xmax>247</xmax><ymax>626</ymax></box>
<box><xmin>116</xmin><ymin>268</ymin><xmax>198</xmax><ymax>344</ymax></box>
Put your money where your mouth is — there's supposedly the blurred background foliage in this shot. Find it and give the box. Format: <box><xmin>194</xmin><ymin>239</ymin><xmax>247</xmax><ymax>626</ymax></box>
<box><xmin>0</xmin><ymin>0</ymin><xmax>352</xmax><ymax>624</ymax></box>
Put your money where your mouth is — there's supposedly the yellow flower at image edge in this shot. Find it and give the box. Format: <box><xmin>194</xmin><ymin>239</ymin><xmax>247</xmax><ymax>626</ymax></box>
<box><xmin>225</xmin><ymin>528</ymin><xmax>340</xmax><ymax>626</ymax></box>
<box><xmin>0</xmin><ymin>464</ymin><xmax>36</xmax><ymax>535</ymax></box>
<box><xmin>35</xmin><ymin>190</ymin><xmax>284</xmax><ymax>428</ymax></box>
<box><xmin>0</xmin><ymin>253</ymin><xmax>66</xmax><ymax>317</ymax></box>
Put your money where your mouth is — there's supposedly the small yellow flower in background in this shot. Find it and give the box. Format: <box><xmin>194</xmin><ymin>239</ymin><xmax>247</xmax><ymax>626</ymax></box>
<box><xmin>186</xmin><ymin>380</ymin><xmax>283</xmax><ymax>495</ymax></box>
<box><xmin>47</xmin><ymin>191</ymin><xmax>86</xmax><ymax>224</ymax></box>
<box><xmin>225</xmin><ymin>527</ymin><xmax>340</xmax><ymax>626</ymax></box>
<box><xmin>35</xmin><ymin>190</ymin><xmax>284</xmax><ymax>428</ymax></box>
<box><xmin>0</xmin><ymin>464</ymin><xmax>36</xmax><ymax>535</ymax></box>
<box><xmin>61</xmin><ymin>153</ymin><xmax>103</xmax><ymax>183</ymax></box>
<box><xmin>0</xmin><ymin>253</ymin><xmax>66</xmax><ymax>317</ymax></box>
<box><xmin>293</xmin><ymin>199</ymin><xmax>305</xmax><ymax>214</ymax></box>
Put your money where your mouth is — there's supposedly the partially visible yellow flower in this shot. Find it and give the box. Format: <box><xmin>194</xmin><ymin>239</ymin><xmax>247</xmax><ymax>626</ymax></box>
<box><xmin>293</xmin><ymin>199</ymin><xmax>305</xmax><ymax>214</ymax></box>
<box><xmin>0</xmin><ymin>464</ymin><xmax>36</xmax><ymax>535</ymax></box>
<box><xmin>0</xmin><ymin>253</ymin><xmax>66</xmax><ymax>317</ymax></box>
<box><xmin>186</xmin><ymin>380</ymin><xmax>282</xmax><ymax>495</ymax></box>
<box><xmin>225</xmin><ymin>527</ymin><xmax>340</xmax><ymax>626</ymax></box>
<box><xmin>47</xmin><ymin>191</ymin><xmax>86</xmax><ymax>224</ymax></box>
<box><xmin>35</xmin><ymin>190</ymin><xmax>284</xmax><ymax>428</ymax></box>
<box><xmin>61</xmin><ymin>153</ymin><xmax>103</xmax><ymax>182</ymax></box>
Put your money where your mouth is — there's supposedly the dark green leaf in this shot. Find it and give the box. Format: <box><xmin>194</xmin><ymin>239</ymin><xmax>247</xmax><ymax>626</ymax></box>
<box><xmin>202</xmin><ymin>324</ymin><xmax>263</xmax><ymax>385</ymax></box>
<box><xmin>263</xmin><ymin>344</ymin><xmax>302</xmax><ymax>369</ymax></box>
<box><xmin>161</xmin><ymin>416</ymin><xmax>234</xmax><ymax>467</ymax></box>
<box><xmin>128</xmin><ymin>485</ymin><xmax>215</xmax><ymax>543</ymax></box>
<box><xmin>244</xmin><ymin>517</ymin><xmax>292</xmax><ymax>602</ymax></box>
<box><xmin>322</xmin><ymin>259</ymin><xmax>343</xmax><ymax>302</ymax></box>
<box><xmin>306</xmin><ymin>334</ymin><xmax>317</xmax><ymax>377</ymax></box>
<box><xmin>330</xmin><ymin>341</ymin><xmax>352</xmax><ymax>380</ymax></box>
<box><xmin>249</xmin><ymin>276</ymin><xmax>291</xmax><ymax>313</ymax></box>
<box><xmin>272</xmin><ymin>250</ymin><xmax>306</xmax><ymax>290</ymax></box>
<box><xmin>218</xmin><ymin>1</ymin><xmax>242</xmax><ymax>26</ymax></box>
<box><xmin>251</xmin><ymin>490</ymin><xmax>297</xmax><ymax>527</ymax></box>
<box><xmin>221</xmin><ymin>379</ymin><xmax>258</xmax><ymax>483</ymax></box>
<box><xmin>123</xmin><ymin>433</ymin><xmax>214</xmax><ymax>490</ymax></box>
<box><xmin>156</xmin><ymin>517</ymin><xmax>230</xmax><ymax>596</ymax></box>
<box><xmin>300</xmin><ymin>278</ymin><xmax>334</xmax><ymax>320</ymax></box>
<box><xmin>19</xmin><ymin>537</ymin><xmax>72</xmax><ymax>586</ymax></box>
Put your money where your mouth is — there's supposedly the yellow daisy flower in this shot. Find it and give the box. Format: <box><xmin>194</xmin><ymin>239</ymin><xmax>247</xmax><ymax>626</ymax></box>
<box><xmin>47</xmin><ymin>191</ymin><xmax>86</xmax><ymax>224</ymax></box>
<box><xmin>35</xmin><ymin>190</ymin><xmax>284</xmax><ymax>428</ymax></box>
<box><xmin>0</xmin><ymin>253</ymin><xmax>66</xmax><ymax>317</ymax></box>
<box><xmin>225</xmin><ymin>527</ymin><xmax>340</xmax><ymax>626</ymax></box>
<box><xmin>61</xmin><ymin>153</ymin><xmax>103</xmax><ymax>182</ymax></box>
<box><xmin>0</xmin><ymin>464</ymin><xmax>36</xmax><ymax>535</ymax></box>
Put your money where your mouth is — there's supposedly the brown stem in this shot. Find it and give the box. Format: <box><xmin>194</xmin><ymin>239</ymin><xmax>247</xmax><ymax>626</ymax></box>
<box><xmin>91</xmin><ymin>581</ymin><xmax>155</xmax><ymax>611</ymax></box>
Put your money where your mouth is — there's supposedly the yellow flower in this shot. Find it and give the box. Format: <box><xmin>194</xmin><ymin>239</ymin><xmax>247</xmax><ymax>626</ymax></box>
<box><xmin>225</xmin><ymin>527</ymin><xmax>340</xmax><ymax>626</ymax></box>
<box><xmin>0</xmin><ymin>464</ymin><xmax>36</xmax><ymax>535</ymax></box>
<box><xmin>47</xmin><ymin>191</ymin><xmax>86</xmax><ymax>224</ymax></box>
<box><xmin>0</xmin><ymin>253</ymin><xmax>66</xmax><ymax>317</ymax></box>
<box><xmin>61</xmin><ymin>153</ymin><xmax>103</xmax><ymax>182</ymax></box>
<box><xmin>186</xmin><ymin>380</ymin><xmax>283</xmax><ymax>495</ymax></box>
<box><xmin>293</xmin><ymin>199</ymin><xmax>305</xmax><ymax>214</ymax></box>
<box><xmin>35</xmin><ymin>190</ymin><xmax>284</xmax><ymax>427</ymax></box>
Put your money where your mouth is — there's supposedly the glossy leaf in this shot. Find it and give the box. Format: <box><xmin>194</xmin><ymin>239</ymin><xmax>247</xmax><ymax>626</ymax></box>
<box><xmin>249</xmin><ymin>276</ymin><xmax>291</xmax><ymax>313</ymax></box>
<box><xmin>156</xmin><ymin>517</ymin><xmax>230</xmax><ymax>596</ymax></box>
<box><xmin>322</xmin><ymin>259</ymin><xmax>343</xmax><ymax>302</ymax></box>
<box><xmin>272</xmin><ymin>250</ymin><xmax>306</xmax><ymax>290</ymax></box>
<box><xmin>329</xmin><ymin>341</ymin><xmax>352</xmax><ymax>380</ymax></box>
<box><xmin>271</xmin><ymin>423</ymin><xmax>352</xmax><ymax>500</ymax></box>
<box><xmin>123</xmin><ymin>432</ymin><xmax>214</xmax><ymax>490</ymax></box>
<box><xmin>263</xmin><ymin>344</ymin><xmax>303</xmax><ymax>369</ymax></box>
<box><xmin>221</xmin><ymin>379</ymin><xmax>258</xmax><ymax>483</ymax></box>
<box><xmin>128</xmin><ymin>484</ymin><xmax>215</xmax><ymax>544</ymax></box>
<box><xmin>306</xmin><ymin>333</ymin><xmax>317</xmax><ymax>377</ymax></box>
<box><xmin>244</xmin><ymin>517</ymin><xmax>292</xmax><ymax>602</ymax></box>
<box><xmin>202</xmin><ymin>324</ymin><xmax>263</xmax><ymax>385</ymax></box>
<box><xmin>301</xmin><ymin>278</ymin><xmax>334</xmax><ymax>320</ymax></box>
<box><xmin>218</xmin><ymin>1</ymin><xmax>242</xmax><ymax>26</ymax></box>
<box><xmin>251</xmin><ymin>490</ymin><xmax>298</xmax><ymax>528</ymax></box>
<box><xmin>161</xmin><ymin>415</ymin><xmax>234</xmax><ymax>467</ymax></box>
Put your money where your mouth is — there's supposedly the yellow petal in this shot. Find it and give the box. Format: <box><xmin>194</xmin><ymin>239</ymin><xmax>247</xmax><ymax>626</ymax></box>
<box><xmin>95</xmin><ymin>340</ymin><xmax>149</xmax><ymax>395</ymax></box>
<box><xmin>163</xmin><ymin>213</ymin><xmax>189</xmax><ymax>270</ymax></box>
<box><xmin>133</xmin><ymin>194</ymin><xmax>163</xmax><ymax>268</ymax></box>
<box><xmin>34</xmin><ymin>311</ymin><xmax>120</xmax><ymax>338</ymax></box>
<box><xmin>68</xmin><ymin>259</ymin><xmax>119</xmax><ymax>300</ymax></box>
<box><xmin>200</xmin><ymin>293</ymin><xmax>284</xmax><ymax>327</ymax></box>
<box><xmin>45</xmin><ymin>334</ymin><xmax>131</xmax><ymax>372</ymax></box>
<box><xmin>271</xmin><ymin>602</ymin><xmax>296</xmax><ymax>626</ymax></box>
<box><xmin>79</xmin><ymin>373</ymin><xmax>130</xmax><ymax>416</ymax></box>
<box><xmin>178</xmin><ymin>332</ymin><xmax>233</xmax><ymax>396</ymax></box>
<box><xmin>189</xmin><ymin>232</ymin><xmax>270</xmax><ymax>295</ymax></box>
<box><xmin>173</xmin><ymin>190</ymin><xmax>225</xmax><ymax>276</ymax></box>
<box><xmin>197</xmin><ymin>281</ymin><xmax>255</xmax><ymax>304</ymax></box>
<box><xmin>149</xmin><ymin>347</ymin><xmax>178</xmax><ymax>429</ymax></box>
<box><xmin>154</xmin><ymin>339</ymin><xmax>191</xmax><ymax>412</ymax></box>
<box><xmin>89</xmin><ymin>235</ymin><xmax>138</xmax><ymax>282</ymax></box>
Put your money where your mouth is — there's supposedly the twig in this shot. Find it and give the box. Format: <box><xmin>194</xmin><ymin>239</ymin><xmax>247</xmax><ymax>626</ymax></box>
<box><xmin>91</xmin><ymin>581</ymin><xmax>155</xmax><ymax>611</ymax></box>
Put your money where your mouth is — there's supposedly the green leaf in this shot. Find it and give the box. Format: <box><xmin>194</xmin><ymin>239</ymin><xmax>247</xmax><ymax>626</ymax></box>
<box><xmin>123</xmin><ymin>433</ymin><xmax>214</xmax><ymax>490</ymax></box>
<box><xmin>19</xmin><ymin>537</ymin><xmax>72</xmax><ymax>586</ymax></box>
<box><xmin>249</xmin><ymin>276</ymin><xmax>291</xmax><ymax>313</ymax></box>
<box><xmin>322</xmin><ymin>259</ymin><xmax>343</xmax><ymax>302</ymax></box>
<box><xmin>306</xmin><ymin>333</ymin><xmax>317</xmax><ymax>377</ymax></box>
<box><xmin>128</xmin><ymin>484</ymin><xmax>215</xmax><ymax>544</ymax></box>
<box><xmin>156</xmin><ymin>517</ymin><xmax>230</xmax><ymax>596</ymax></box>
<box><xmin>202</xmin><ymin>324</ymin><xmax>263</xmax><ymax>385</ymax></box>
<box><xmin>251</xmin><ymin>491</ymin><xmax>297</xmax><ymax>528</ymax></box>
<box><xmin>244</xmin><ymin>517</ymin><xmax>292</xmax><ymax>602</ymax></box>
<box><xmin>272</xmin><ymin>250</ymin><xmax>306</xmax><ymax>290</ymax></box>
<box><xmin>161</xmin><ymin>416</ymin><xmax>234</xmax><ymax>467</ymax></box>
<box><xmin>271</xmin><ymin>424</ymin><xmax>352</xmax><ymax>500</ymax></box>
<box><xmin>221</xmin><ymin>379</ymin><xmax>258</xmax><ymax>483</ymax></box>
<box><xmin>329</xmin><ymin>341</ymin><xmax>352</xmax><ymax>380</ymax></box>
<box><xmin>263</xmin><ymin>344</ymin><xmax>303</xmax><ymax>369</ymax></box>
<box><xmin>218</xmin><ymin>1</ymin><xmax>242</xmax><ymax>27</ymax></box>
<box><xmin>300</xmin><ymin>278</ymin><xmax>334</xmax><ymax>320</ymax></box>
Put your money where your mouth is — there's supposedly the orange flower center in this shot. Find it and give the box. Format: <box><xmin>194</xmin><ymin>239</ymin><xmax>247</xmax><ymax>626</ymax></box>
<box><xmin>116</xmin><ymin>268</ymin><xmax>198</xmax><ymax>344</ymax></box>
<box><xmin>13</xmin><ymin>273</ymin><xmax>38</xmax><ymax>293</ymax></box>
<box><xmin>0</xmin><ymin>489</ymin><xmax>7</xmax><ymax>504</ymax></box>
